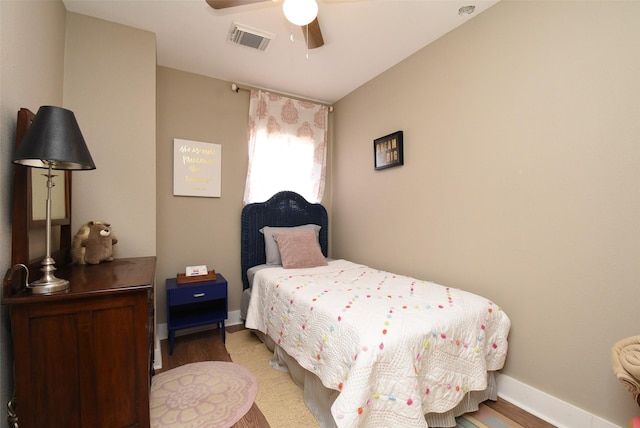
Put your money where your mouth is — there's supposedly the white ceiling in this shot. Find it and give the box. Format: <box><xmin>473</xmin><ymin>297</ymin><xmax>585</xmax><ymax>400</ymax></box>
<box><xmin>63</xmin><ymin>0</ymin><xmax>499</xmax><ymax>104</ymax></box>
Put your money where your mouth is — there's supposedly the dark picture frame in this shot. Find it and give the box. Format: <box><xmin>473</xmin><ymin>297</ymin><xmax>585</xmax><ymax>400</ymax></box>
<box><xmin>374</xmin><ymin>130</ymin><xmax>404</xmax><ymax>170</ymax></box>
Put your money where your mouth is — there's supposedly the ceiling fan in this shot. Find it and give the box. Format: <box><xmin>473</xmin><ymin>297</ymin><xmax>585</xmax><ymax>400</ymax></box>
<box><xmin>206</xmin><ymin>0</ymin><xmax>325</xmax><ymax>49</ymax></box>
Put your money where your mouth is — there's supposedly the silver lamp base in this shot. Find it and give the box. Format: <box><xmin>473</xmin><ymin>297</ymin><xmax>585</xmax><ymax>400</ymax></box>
<box><xmin>28</xmin><ymin>276</ymin><xmax>70</xmax><ymax>295</ymax></box>
<box><xmin>27</xmin><ymin>257</ymin><xmax>70</xmax><ymax>294</ymax></box>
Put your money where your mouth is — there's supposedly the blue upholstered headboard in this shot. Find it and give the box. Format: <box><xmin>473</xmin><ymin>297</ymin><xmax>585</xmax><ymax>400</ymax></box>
<box><xmin>240</xmin><ymin>191</ymin><xmax>328</xmax><ymax>290</ymax></box>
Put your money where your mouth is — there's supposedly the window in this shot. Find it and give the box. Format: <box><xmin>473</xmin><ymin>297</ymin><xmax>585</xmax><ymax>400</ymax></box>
<box><xmin>243</xmin><ymin>90</ymin><xmax>328</xmax><ymax>204</ymax></box>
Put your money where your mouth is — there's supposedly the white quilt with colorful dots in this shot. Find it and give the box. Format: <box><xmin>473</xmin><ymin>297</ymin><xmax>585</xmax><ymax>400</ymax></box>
<box><xmin>245</xmin><ymin>259</ymin><xmax>511</xmax><ymax>428</ymax></box>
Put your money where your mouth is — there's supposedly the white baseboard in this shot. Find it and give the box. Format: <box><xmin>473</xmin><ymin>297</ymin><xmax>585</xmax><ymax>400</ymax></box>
<box><xmin>495</xmin><ymin>373</ymin><xmax>619</xmax><ymax>428</ymax></box>
<box><xmin>153</xmin><ymin>310</ymin><xmax>243</xmax><ymax>370</ymax></box>
<box><xmin>153</xmin><ymin>333</ymin><xmax>162</xmax><ymax>370</ymax></box>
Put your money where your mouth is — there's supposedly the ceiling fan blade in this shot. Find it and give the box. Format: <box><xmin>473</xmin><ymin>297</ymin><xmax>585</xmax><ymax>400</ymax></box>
<box><xmin>304</xmin><ymin>17</ymin><xmax>324</xmax><ymax>49</ymax></box>
<box><xmin>205</xmin><ymin>0</ymin><xmax>270</xmax><ymax>9</ymax></box>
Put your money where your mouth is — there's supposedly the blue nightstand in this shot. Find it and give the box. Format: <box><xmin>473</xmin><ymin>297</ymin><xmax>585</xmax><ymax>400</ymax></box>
<box><xmin>166</xmin><ymin>274</ymin><xmax>228</xmax><ymax>355</ymax></box>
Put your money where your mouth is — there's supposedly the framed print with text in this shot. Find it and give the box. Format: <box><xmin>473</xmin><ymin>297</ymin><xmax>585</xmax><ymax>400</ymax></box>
<box><xmin>173</xmin><ymin>138</ymin><xmax>221</xmax><ymax>197</ymax></box>
<box><xmin>374</xmin><ymin>130</ymin><xmax>403</xmax><ymax>170</ymax></box>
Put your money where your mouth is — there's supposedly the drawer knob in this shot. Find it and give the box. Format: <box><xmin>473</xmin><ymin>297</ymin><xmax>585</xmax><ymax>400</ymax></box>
<box><xmin>193</xmin><ymin>293</ymin><xmax>205</xmax><ymax>298</ymax></box>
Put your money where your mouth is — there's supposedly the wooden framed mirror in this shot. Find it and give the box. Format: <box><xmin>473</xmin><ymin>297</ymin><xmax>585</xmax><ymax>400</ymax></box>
<box><xmin>11</xmin><ymin>107</ymin><xmax>72</xmax><ymax>268</ymax></box>
<box><xmin>30</xmin><ymin>168</ymin><xmax>70</xmax><ymax>227</ymax></box>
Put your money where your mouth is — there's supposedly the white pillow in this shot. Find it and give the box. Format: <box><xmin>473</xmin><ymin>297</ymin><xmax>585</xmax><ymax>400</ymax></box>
<box><xmin>259</xmin><ymin>224</ymin><xmax>321</xmax><ymax>265</ymax></box>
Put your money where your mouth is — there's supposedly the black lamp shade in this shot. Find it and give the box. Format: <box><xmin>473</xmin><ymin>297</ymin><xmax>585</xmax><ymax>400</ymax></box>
<box><xmin>13</xmin><ymin>106</ymin><xmax>96</xmax><ymax>170</ymax></box>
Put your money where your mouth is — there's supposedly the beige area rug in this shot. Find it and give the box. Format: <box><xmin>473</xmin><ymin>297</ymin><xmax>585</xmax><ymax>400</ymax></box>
<box><xmin>226</xmin><ymin>329</ymin><xmax>319</xmax><ymax>427</ymax></box>
<box><xmin>150</xmin><ymin>361</ymin><xmax>257</xmax><ymax>428</ymax></box>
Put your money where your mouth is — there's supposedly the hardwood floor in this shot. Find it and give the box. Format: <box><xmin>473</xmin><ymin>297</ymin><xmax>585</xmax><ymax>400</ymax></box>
<box><xmin>484</xmin><ymin>399</ymin><xmax>556</xmax><ymax>427</ymax></box>
<box><xmin>157</xmin><ymin>326</ymin><xmax>555</xmax><ymax>428</ymax></box>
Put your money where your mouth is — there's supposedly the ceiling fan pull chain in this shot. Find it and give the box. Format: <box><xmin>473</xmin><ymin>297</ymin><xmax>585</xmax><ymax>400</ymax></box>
<box><xmin>290</xmin><ymin>22</ymin><xmax>294</xmax><ymax>43</ymax></box>
<box><xmin>306</xmin><ymin>24</ymin><xmax>309</xmax><ymax>59</ymax></box>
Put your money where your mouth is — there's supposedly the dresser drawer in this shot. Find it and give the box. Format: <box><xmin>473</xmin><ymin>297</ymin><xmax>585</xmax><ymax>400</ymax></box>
<box><xmin>168</xmin><ymin>281</ymin><xmax>226</xmax><ymax>306</ymax></box>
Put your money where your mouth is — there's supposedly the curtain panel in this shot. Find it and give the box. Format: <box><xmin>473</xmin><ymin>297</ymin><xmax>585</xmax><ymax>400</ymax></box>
<box><xmin>243</xmin><ymin>90</ymin><xmax>328</xmax><ymax>205</ymax></box>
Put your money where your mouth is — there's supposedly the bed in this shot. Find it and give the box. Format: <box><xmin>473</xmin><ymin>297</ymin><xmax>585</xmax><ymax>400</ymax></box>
<box><xmin>241</xmin><ymin>191</ymin><xmax>511</xmax><ymax>428</ymax></box>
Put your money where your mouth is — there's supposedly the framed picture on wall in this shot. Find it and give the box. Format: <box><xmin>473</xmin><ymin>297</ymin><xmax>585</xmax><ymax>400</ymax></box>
<box><xmin>173</xmin><ymin>138</ymin><xmax>222</xmax><ymax>197</ymax></box>
<box><xmin>374</xmin><ymin>130</ymin><xmax>404</xmax><ymax>170</ymax></box>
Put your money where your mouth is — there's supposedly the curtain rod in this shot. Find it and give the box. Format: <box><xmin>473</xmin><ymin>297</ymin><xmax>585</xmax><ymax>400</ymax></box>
<box><xmin>230</xmin><ymin>83</ymin><xmax>334</xmax><ymax>112</ymax></box>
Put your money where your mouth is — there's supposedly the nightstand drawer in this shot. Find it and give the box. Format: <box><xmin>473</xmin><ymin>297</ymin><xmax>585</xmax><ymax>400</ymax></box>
<box><xmin>168</xmin><ymin>282</ymin><xmax>226</xmax><ymax>306</ymax></box>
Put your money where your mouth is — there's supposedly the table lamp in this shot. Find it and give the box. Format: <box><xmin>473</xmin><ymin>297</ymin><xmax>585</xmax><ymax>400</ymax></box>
<box><xmin>12</xmin><ymin>106</ymin><xmax>96</xmax><ymax>294</ymax></box>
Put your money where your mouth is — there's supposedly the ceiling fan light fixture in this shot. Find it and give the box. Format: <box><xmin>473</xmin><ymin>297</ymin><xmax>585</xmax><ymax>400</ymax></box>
<box><xmin>283</xmin><ymin>0</ymin><xmax>318</xmax><ymax>26</ymax></box>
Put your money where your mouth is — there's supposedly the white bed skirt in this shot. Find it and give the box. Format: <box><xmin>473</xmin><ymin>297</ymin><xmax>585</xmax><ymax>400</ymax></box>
<box><xmin>251</xmin><ymin>329</ymin><xmax>497</xmax><ymax>428</ymax></box>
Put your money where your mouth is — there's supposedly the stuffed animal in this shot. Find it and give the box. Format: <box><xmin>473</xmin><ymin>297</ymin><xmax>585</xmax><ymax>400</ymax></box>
<box><xmin>71</xmin><ymin>221</ymin><xmax>118</xmax><ymax>265</ymax></box>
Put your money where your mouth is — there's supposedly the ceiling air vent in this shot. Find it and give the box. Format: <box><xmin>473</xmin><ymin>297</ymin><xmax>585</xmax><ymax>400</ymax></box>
<box><xmin>228</xmin><ymin>22</ymin><xmax>273</xmax><ymax>52</ymax></box>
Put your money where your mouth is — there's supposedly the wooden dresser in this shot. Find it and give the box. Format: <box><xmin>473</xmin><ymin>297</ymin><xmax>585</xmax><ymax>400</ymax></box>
<box><xmin>2</xmin><ymin>256</ymin><xmax>156</xmax><ymax>428</ymax></box>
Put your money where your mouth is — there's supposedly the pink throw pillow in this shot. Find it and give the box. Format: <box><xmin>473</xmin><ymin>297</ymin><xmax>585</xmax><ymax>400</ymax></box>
<box><xmin>272</xmin><ymin>230</ymin><xmax>328</xmax><ymax>269</ymax></box>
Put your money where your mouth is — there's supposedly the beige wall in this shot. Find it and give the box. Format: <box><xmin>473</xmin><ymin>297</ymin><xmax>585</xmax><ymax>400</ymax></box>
<box><xmin>3</xmin><ymin>0</ymin><xmax>634</xmax><ymax>425</ymax></box>
<box><xmin>0</xmin><ymin>0</ymin><xmax>67</xmax><ymax>422</ymax></box>
<box><xmin>64</xmin><ymin>13</ymin><xmax>157</xmax><ymax>257</ymax></box>
<box><xmin>155</xmin><ymin>67</ymin><xmax>249</xmax><ymax>323</ymax></box>
<box><xmin>332</xmin><ymin>1</ymin><xmax>640</xmax><ymax>425</ymax></box>
<box><xmin>155</xmin><ymin>67</ymin><xmax>333</xmax><ymax>325</ymax></box>
<box><xmin>1</xmin><ymin>6</ymin><xmax>157</xmax><ymax>422</ymax></box>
